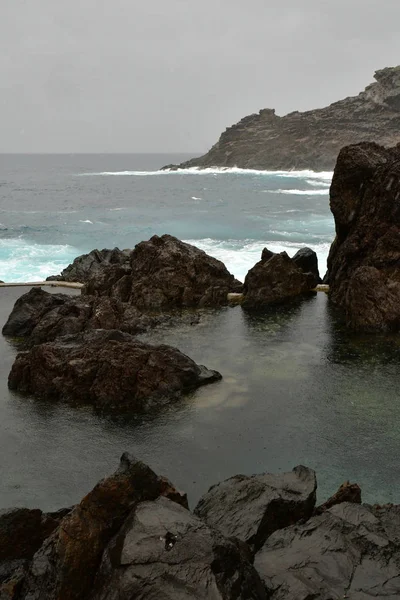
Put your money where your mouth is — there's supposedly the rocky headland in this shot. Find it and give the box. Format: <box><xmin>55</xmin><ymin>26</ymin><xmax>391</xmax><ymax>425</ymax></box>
<box><xmin>164</xmin><ymin>66</ymin><xmax>400</xmax><ymax>171</ymax></box>
<box><xmin>1</xmin><ymin>454</ymin><xmax>399</xmax><ymax>599</ymax></box>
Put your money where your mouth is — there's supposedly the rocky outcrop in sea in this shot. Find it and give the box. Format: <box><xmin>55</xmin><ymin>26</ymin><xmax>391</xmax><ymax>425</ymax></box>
<box><xmin>165</xmin><ymin>66</ymin><xmax>400</xmax><ymax>171</ymax></box>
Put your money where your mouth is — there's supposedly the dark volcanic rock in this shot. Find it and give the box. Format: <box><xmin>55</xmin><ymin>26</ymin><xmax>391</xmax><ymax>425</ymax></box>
<box><xmin>8</xmin><ymin>329</ymin><xmax>222</xmax><ymax>412</ymax></box>
<box><xmin>194</xmin><ymin>466</ymin><xmax>316</xmax><ymax>551</ymax></box>
<box><xmin>242</xmin><ymin>251</ymin><xmax>315</xmax><ymax>308</ymax></box>
<box><xmin>327</xmin><ymin>141</ymin><xmax>400</xmax><ymax>331</ymax></box>
<box><xmin>91</xmin><ymin>496</ymin><xmax>267</xmax><ymax>600</ymax></box>
<box><xmin>2</xmin><ymin>288</ymin><xmax>157</xmax><ymax>345</ymax></box>
<box><xmin>254</xmin><ymin>502</ymin><xmax>400</xmax><ymax>599</ymax></box>
<box><xmin>0</xmin><ymin>508</ymin><xmax>60</xmax><ymax>562</ymax></box>
<box><xmin>20</xmin><ymin>453</ymin><xmax>188</xmax><ymax>600</ymax></box>
<box><xmin>315</xmin><ymin>480</ymin><xmax>362</xmax><ymax>514</ymax></box>
<box><xmin>46</xmin><ymin>248</ymin><xmax>131</xmax><ymax>283</ymax></box>
<box><xmin>292</xmin><ymin>247</ymin><xmax>321</xmax><ymax>286</ymax></box>
<box><xmin>83</xmin><ymin>234</ymin><xmax>241</xmax><ymax>309</ymax></box>
<box><xmin>166</xmin><ymin>66</ymin><xmax>400</xmax><ymax>171</ymax></box>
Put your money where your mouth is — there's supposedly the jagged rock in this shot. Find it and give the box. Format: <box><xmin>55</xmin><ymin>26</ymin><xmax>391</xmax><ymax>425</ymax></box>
<box><xmin>83</xmin><ymin>234</ymin><xmax>242</xmax><ymax>309</ymax></box>
<box><xmin>165</xmin><ymin>66</ymin><xmax>400</xmax><ymax>171</ymax></box>
<box><xmin>46</xmin><ymin>248</ymin><xmax>131</xmax><ymax>283</ymax></box>
<box><xmin>2</xmin><ymin>288</ymin><xmax>159</xmax><ymax>346</ymax></box>
<box><xmin>315</xmin><ymin>481</ymin><xmax>362</xmax><ymax>514</ymax></box>
<box><xmin>0</xmin><ymin>509</ymin><xmax>61</xmax><ymax>562</ymax></box>
<box><xmin>194</xmin><ymin>466</ymin><xmax>316</xmax><ymax>552</ymax></box>
<box><xmin>254</xmin><ymin>502</ymin><xmax>400</xmax><ymax>599</ymax></box>
<box><xmin>242</xmin><ymin>251</ymin><xmax>315</xmax><ymax>308</ymax></box>
<box><xmin>91</xmin><ymin>496</ymin><xmax>267</xmax><ymax>600</ymax></box>
<box><xmin>8</xmin><ymin>329</ymin><xmax>222</xmax><ymax>412</ymax></box>
<box><xmin>292</xmin><ymin>247</ymin><xmax>321</xmax><ymax>286</ymax></box>
<box><xmin>327</xmin><ymin>142</ymin><xmax>400</xmax><ymax>331</ymax></box>
<box><xmin>20</xmin><ymin>454</ymin><xmax>188</xmax><ymax>600</ymax></box>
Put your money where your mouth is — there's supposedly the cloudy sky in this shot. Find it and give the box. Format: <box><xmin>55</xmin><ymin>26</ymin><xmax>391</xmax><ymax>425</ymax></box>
<box><xmin>1</xmin><ymin>0</ymin><xmax>400</xmax><ymax>153</ymax></box>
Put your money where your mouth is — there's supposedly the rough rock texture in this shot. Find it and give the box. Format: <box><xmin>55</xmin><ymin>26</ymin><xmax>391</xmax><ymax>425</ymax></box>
<box><xmin>20</xmin><ymin>454</ymin><xmax>188</xmax><ymax>600</ymax></box>
<box><xmin>166</xmin><ymin>66</ymin><xmax>400</xmax><ymax>171</ymax></box>
<box><xmin>46</xmin><ymin>248</ymin><xmax>131</xmax><ymax>283</ymax></box>
<box><xmin>194</xmin><ymin>466</ymin><xmax>316</xmax><ymax>551</ymax></box>
<box><xmin>315</xmin><ymin>481</ymin><xmax>362</xmax><ymax>514</ymax></box>
<box><xmin>8</xmin><ymin>329</ymin><xmax>221</xmax><ymax>412</ymax></box>
<box><xmin>242</xmin><ymin>250</ymin><xmax>315</xmax><ymax>308</ymax></box>
<box><xmin>1</xmin><ymin>288</ymin><xmax>158</xmax><ymax>345</ymax></box>
<box><xmin>83</xmin><ymin>234</ymin><xmax>241</xmax><ymax>309</ymax></box>
<box><xmin>327</xmin><ymin>141</ymin><xmax>400</xmax><ymax>331</ymax></box>
<box><xmin>292</xmin><ymin>247</ymin><xmax>321</xmax><ymax>286</ymax></box>
<box><xmin>91</xmin><ymin>496</ymin><xmax>267</xmax><ymax>600</ymax></box>
<box><xmin>255</xmin><ymin>502</ymin><xmax>400</xmax><ymax>599</ymax></box>
<box><xmin>0</xmin><ymin>509</ymin><xmax>61</xmax><ymax>562</ymax></box>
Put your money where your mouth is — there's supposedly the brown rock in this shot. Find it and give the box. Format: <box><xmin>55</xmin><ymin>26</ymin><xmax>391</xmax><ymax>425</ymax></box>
<box><xmin>315</xmin><ymin>481</ymin><xmax>362</xmax><ymax>514</ymax></box>
<box><xmin>8</xmin><ymin>329</ymin><xmax>222</xmax><ymax>412</ymax></box>
<box><xmin>242</xmin><ymin>251</ymin><xmax>314</xmax><ymax>308</ymax></box>
<box><xmin>0</xmin><ymin>508</ymin><xmax>60</xmax><ymax>562</ymax></box>
<box><xmin>327</xmin><ymin>141</ymin><xmax>400</xmax><ymax>330</ymax></box>
<box><xmin>46</xmin><ymin>248</ymin><xmax>131</xmax><ymax>283</ymax></box>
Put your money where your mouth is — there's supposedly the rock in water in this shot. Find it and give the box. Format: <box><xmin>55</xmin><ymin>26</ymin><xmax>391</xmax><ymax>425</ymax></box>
<box><xmin>242</xmin><ymin>251</ymin><xmax>315</xmax><ymax>308</ymax></box>
<box><xmin>292</xmin><ymin>247</ymin><xmax>321</xmax><ymax>286</ymax></box>
<box><xmin>19</xmin><ymin>454</ymin><xmax>188</xmax><ymax>600</ymax></box>
<box><xmin>46</xmin><ymin>248</ymin><xmax>131</xmax><ymax>283</ymax></box>
<box><xmin>254</xmin><ymin>502</ymin><xmax>400</xmax><ymax>599</ymax></box>
<box><xmin>8</xmin><ymin>329</ymin><xmax>221</xmax><ymax>412</ymax></box>
<box><xmin>194</xmin><ymin>466</ymin><xmax>316</xmax><ymax>551</ymax></box>
<box><xmin>165</xmin><ymin>66</ymin><xmax>400</xmax><ymax>171</ymax></box>
<box><xmin>83</xmin><ymin>234</ymin><xmax>241</xmax><ymax>309</ymax></box>
<box><xmin>327</xmin><ymin>141</ymin><xmax>400</xmax><ymax>331</ymax></box>
<box><xmin>91</xmin><ymin>496</ymin><xmax>266</xmax><ymax>600</ymax></box>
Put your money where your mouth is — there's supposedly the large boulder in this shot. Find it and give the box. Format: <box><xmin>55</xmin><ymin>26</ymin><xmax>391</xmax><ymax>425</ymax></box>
<box><xmin>2</xmin><ymin>288</ymin><xmax>156</xmax><ymax>345</ymax></box>
<box><xmin>8</xmin><ymin>329</ymin><xmax>221</xmax><ymax>412</ymax></box>
<box><xmin>83</xmin><ymin>234</ymin><xmax>241</xmax><ymax>309</ymax></box>
<box><xmin>328</xmin><ymin>141</ymin><xmax>400</xmax><ymax>331</ymax></box>
<box><xmin>46</xmin><ymin>248</ymin><xmax>131</xmax><ymax>283</ymax></box>
<box><xmin>91</xmin><ymin>496</ymin><xmax>266</xmax><ymax>600</ymax></box>
<box><xmin>254</xmin><ymin>502</ymin><xmax>400</xmax><ymax>599</ymax></box>
<box><xmin>194</xmin><ymin>466</ymin><xmax>316</xmax><ymax>551</ymax></box>
<box><xmin>242</xmin><ymin>250</ymin><xmax>315</xmax><ymax>308</ymax></box>
<box><xmin>19</xmin><ymin>454</ymin><xmax>188</xmax><ymax>600</ymax></box>
<box><xmin>292</xmin><ymin>247</ymin><xmax>321</xmax><ymax>286</ymax></box>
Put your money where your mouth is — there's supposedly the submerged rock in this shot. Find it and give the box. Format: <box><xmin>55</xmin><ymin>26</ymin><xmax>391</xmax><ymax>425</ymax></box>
<box><xmin>46</xmin><ymin>247</ymin><xmax>131</xmax><ymax>283</ymax></box>
<box><xmin>83</xmin><ymin>234</ymin><xmax>241</xmax><ymax>309</ymax></box>
<box><xmin>165</xmin><ymin>66</ymin><xmax>400</xmax><ymax>171</ymax></box>
<box><xmin>328</xmin><ymin>141</ymin><xmax>400</xmax><ymax>331</ymax></box>
<box><xmin>8</xmin><ymin>329</ymin><xmax>222</xmax><ymax>412</ymax></box>
<box><xmin>242</xmin><ymin>250</ymin><xmax>315</xmax><ymax>308</ymax></box>
<box><xmin>194</xmin><ymin>466</ymin><xmax>316</xmax><ymax>551</ymax></box>
<box><xmin>254</xmin><ymin>502</ymin><xmax>400</xmax><ymax>599</ymax></box>
<box><xmin>91</xmin><ymin>496</ymin><xmax>266</xmax><ymax>600</ymax></box>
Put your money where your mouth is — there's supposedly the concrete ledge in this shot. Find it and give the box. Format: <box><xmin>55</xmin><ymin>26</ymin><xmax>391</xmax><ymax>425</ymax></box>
<box><xmin>0</xmin><ymin>281</ymin><xmax>83</xmax><ymax>289</ymax></box>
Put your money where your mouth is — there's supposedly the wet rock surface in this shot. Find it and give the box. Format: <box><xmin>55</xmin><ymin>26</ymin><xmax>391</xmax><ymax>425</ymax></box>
<box><xmin>292</xmin><ymin>247</ymin><xmax>321</xmax><ymax>286</ymax></box>
<box><xmin>242</xmin><ymin>250</ymin><xmax>315</xmax><ymax>308</ymax></box>
<box><xmin>8</xmin><ymin>329</ymin><xmax>222</xmax><ymax>412</ymax></box>
<box><xmin>83</xmin><ymin>234</ymin><xmax>241</xmax><ymax>309</ymax></box>
<box><xmin>166</xmin><ymin>66</ymin><xmax>400</xmax><ymax>171</ymax></box>
<box><xmin>194</xmin><ymin>466</ymin><xmax>317</xmax><ymax>551</ymax></box>
<box><xmin>46</xmin><ymin>248</ymin><xmax>131</xmax><ymax>283</ymax></box>
<box><xmin>328</xmin><ymin>141</ymin><xmax>400</xmax><ymax>331</ymax></box>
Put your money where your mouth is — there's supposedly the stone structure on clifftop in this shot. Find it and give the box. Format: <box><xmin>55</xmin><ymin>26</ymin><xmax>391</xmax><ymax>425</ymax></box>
<box><xmin>165</xmin><ymin>66</ymin><xmax>400</xmax><ymax>171</ymax></box>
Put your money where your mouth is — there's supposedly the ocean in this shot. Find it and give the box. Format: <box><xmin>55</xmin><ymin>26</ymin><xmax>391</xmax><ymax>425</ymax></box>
<box><xmin>0</xmin><ymin>153</ymin><xmax>333</xmax><ymax>282</ymax></box>
<box><xmin>1</xmin><ymin>154</ymin><xmax>400</xmax><ymax>512</ymax></box>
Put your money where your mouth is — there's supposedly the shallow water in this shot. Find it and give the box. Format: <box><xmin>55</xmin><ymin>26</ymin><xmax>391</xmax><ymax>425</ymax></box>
<box><xmin>1</xmin><ymin>287</ymin><xmax>400</xmax><ymax>511</ymax></box>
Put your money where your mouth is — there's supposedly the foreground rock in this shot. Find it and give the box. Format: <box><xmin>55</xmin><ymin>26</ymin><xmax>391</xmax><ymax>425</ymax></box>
<box><xmin>242</xmin><ymin>250</ymin><xmax>315</xmax><ymax>308</ymax></box>
<box><xmin>165</xmin><ymin>66</ymin><xmax>400</xmax><ymax>171</ymax></box>
<box><xmin>328</xmin><ymin>142</ymin><xmax>400</xmax><ymax>331</ymax></box>
<box><xmin>46</xmin><ymin>248</ymin><xmax>131</xmax><ymax>283</ymax></box>
<box><xmin>292</xmin><ymin>247</ymin><xmax>321</xmax><ymax>286</ymax></box>
<box><xmin>83</xmin><ymin>234</ymin><xmax>242</xmax><ymax>309</ymax></box>
<box><xmin>255</xmin><ymin>502</ymin><xmax>400</xmax><ymax>599</ymax></box>
<box><xmin>8</xmin><ymin>329</ymin><xmax>222</xmax><ymax>412</ymax></box>
<box><xmin>194</xmin><ymin>466</ymin><xmax>316</xmax><ymax>551</ymax></box>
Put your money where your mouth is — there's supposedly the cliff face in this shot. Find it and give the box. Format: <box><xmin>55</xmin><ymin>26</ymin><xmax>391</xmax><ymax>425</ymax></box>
<box><xmin>167</xmin><ymin>66</ymin><xmax>400</xmax><ymax>171</ymax></box>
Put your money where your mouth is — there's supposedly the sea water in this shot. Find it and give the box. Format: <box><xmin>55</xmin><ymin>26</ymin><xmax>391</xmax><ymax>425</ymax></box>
<box><xmin>2</xmin><ymin>154</ymin><xmax>400</xmax><ymax>512</ymax></box>
<box><xmin>0</xmin><ymin>153</ymin><xmax>333</xmax><ymax>282</ymax></box>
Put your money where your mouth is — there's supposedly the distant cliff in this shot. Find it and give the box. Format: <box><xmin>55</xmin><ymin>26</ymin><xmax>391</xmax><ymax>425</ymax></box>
<box><xmin>165</xmin><ymin>66</ymin><xmax>400</xmax><ymax>171</ymax></box>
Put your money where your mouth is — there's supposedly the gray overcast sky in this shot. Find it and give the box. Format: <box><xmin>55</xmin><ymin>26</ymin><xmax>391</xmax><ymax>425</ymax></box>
<box><xmin>1</xmin><ymin>0</ymin><xmax>400</xmax><ymax>153</ymax></box>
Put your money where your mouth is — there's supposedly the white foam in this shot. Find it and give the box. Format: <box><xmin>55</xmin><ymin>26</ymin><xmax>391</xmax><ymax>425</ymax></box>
<box><xmin>79</xmin><ymin>219</ymin><xmax>93</xmax><ymax>224</ymax></box>
<box><xmin>191</xmin><ymin>196</ymin><xmax>202</xmax><ymax>200</ymax></box>
<box><xmin>77</xmin><ymin>167</ymin><xmax>333</xmax><ymax>181</ymax></box>
<box><xmin>263</xmin><ymin>189</ymin><xmax>329</xmax><ymax>196</ymax></box>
